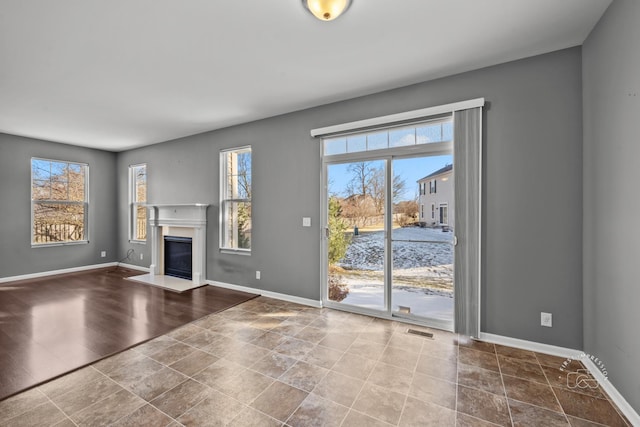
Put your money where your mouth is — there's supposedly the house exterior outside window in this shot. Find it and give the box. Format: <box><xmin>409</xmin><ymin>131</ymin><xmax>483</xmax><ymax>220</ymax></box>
<box><xmin>416</xmin><ymin>164</ymin><xmax>454</xmax><ymax>228</ymax></box>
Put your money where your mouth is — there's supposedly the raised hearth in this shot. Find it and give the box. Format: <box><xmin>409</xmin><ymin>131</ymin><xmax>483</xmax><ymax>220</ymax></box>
<box><xmin>129</xmin><ymin>204</ymin><xmax>208</xmax><ymax>292</ymax></box>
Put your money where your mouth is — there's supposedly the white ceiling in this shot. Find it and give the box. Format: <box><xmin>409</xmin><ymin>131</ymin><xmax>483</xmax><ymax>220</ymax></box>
<box><xmin>0</xmin><ymin>0</ymin><xmax>611</xmax><ymax>152</ymax></box>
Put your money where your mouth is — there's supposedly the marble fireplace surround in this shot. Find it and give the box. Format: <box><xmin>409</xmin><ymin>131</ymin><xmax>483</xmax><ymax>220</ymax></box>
<box><xmin>148</xmin><ymin>204</ymin><xmax>209</xmax><ymax>286</ymax></box>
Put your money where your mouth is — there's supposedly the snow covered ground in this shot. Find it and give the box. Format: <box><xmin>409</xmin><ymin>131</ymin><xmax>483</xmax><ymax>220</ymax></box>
<box><xmin>333</xmin><ymin>226</ymin><xmax>454</xmax><ymax>321</ymax></box>
<box><xmin>339</xmin><ymin>226</ymin><xmax>453</xmax><ymax>272</ymax></box>
<box><xmin>339</xmin><ymin>283</ymin><xmax>454</xmax><ymax>322</ymax></box>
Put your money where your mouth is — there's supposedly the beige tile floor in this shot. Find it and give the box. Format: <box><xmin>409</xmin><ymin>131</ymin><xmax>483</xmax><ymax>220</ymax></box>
<box><xmin>0</xmin><ymin>296</ymin><xmax>631</xmax><ymax>426</ymax></box>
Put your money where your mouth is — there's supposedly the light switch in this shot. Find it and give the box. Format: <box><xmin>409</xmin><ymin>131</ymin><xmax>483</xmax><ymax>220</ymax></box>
<box><xmin>302</xmin><ymin>217</ymin><xmax>311</xmax><ymax>227</ymax></box>
<box><xmin>541</xmin><ymin>312</ymin><xmax>553</xmax><ymax>327</ymax></box>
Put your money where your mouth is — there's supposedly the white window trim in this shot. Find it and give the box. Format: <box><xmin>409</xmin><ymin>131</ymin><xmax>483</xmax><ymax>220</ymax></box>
<box><xmin>219</xmin><ymin>146</ymin><xmax>252</xmax><ymax>254</ymax></box>
<box><xmin>31</xmin><ymin>157</ymin><xmax>89</xmax><ymax>247</ymax></box>
<box><xmin>128</xmin><ymin>163</ymin><xmax>147</xmax><ymax>243</ymax></box>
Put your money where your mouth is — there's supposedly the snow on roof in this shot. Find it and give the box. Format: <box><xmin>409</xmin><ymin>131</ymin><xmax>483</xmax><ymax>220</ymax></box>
<box><xmin>417</xmin><ymin>164</ymin><xmax>453</xmax><ymax>182</ymax></box>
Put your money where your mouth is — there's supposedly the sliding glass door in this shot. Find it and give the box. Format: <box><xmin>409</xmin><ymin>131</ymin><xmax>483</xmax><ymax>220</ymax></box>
<box><xmin>322</xmin><ymin>120</ymin><xmax>456</xmax><ymax>329</ymax></box>
<box><xmin>391</xmin><ymin>156</ymin><xmax>454</xmax><ymax>329</ymax></box>
<box><xmin>326</xmin><ymin>160</ymin><xmax>386</xmax><ymax>311</ymax></box>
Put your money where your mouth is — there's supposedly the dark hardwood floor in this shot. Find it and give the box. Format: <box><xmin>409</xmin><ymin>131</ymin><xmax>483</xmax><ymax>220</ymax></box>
<box><xmin>0</xmin><ymin>267</ymin><xmax>257</xmax><ymax>401</ymax></box>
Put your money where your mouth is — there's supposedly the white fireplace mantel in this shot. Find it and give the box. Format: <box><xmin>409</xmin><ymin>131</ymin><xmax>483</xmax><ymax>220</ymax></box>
<box><xmin>148</xmin><ymin>204</ymin><xmax>209</xmax><ymax>285</ymax></box>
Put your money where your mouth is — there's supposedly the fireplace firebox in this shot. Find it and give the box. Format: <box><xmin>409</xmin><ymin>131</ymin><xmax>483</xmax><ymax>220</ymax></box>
<box><xmin>164</xmin><ymin>236</ymin><xmax>193</xmax><ymax>280</ymax></box>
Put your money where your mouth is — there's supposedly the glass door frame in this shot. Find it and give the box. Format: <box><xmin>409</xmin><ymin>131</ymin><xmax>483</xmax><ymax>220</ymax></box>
<box><xmin>320</xmin><ymin>141</ymin><xmax>455</xmax><ymax>331</ymax></box>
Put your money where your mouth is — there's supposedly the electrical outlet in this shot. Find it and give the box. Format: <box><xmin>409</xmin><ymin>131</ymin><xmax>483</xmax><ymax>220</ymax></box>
<box><xmin>541</xmin><ymin>312</ymin><xmax>553</xmax><ymax>327</ymax></box>
<box><xmin>140</xmin><ymin>253</ymin><xmax>144</xmax><ymax>260</ymax></box>
<box><xmin>100</xmin><ymin>251</ymin><xmax>106</xmax><ymax>258</ymax></box>
<box><xmin>256</xmin><ymin>271</ymin><xmax>261</xmax><ymax>280</ymax></box>
<box><xmin>302</xmin><ymin>217</ymin><xmax>311</xmax><ymax>227</ymax></box>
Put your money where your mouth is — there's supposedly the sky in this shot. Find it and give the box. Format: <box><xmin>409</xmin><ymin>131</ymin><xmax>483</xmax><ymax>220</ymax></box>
<box><xmin>327</xmin><ymin>154</ymin><xmax>453</xmax><ymax>201</ymax></box>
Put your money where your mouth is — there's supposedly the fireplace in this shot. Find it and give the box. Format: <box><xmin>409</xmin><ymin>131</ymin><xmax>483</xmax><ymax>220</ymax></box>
<box><xmin>148</xmin><ymin>204</ymin><xmax>209</xmax><ymax>286</ymax></box>
<box><xmin>164</xmin><ymin>236</ymin><xmax>193</xmax><ymax>280</ymax></box>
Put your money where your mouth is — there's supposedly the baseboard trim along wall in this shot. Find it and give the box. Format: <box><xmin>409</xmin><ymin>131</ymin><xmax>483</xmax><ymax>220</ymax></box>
<box><xmin>206</xmin><ymin>280</ymin><xmax>322</xmax><ymax>308</ymax></box>
<box><xmin>480</xmin><ymin>332</ymin><xmax>640</xmax><ymax>425</ymax></box>
<box><xmin>0</xmin><ymin>262</ymin><xmax>118</xmax><ymax>284</ymax></box>
<box><xmin>479</xmin><ymin>332</ymin><xmax>583</xmax><ymax>359</ymax></box>
<box><xmin>118</xmin><ymin>263</ymin><xmax>150</xmax><ymax>272</ymax></box>
<box><xmin>580</xmin><ymin>356</ymin><xmax>640</xmax><ymax>426</ymax></box>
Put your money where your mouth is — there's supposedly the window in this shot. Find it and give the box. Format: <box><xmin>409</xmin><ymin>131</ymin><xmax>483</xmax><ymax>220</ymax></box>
<box><xmin>431</xmin><ymin>203</ymin><xmax>435</xmax><ymax>220</ymax></box>
<box><xmin>220</xmin><ymin>147</ymin><xmax>251</xmax><ymax>252</ymax></box>
<box><xmin>129</xmin><ymin>164</ymin><xmax>147</xmax><ymax>242</ymax></box>
<box><xmin>31</xmin><ymin>158</ymin><xmax>88</xmax><ymax>245</ymax></box>
<box><xmin>430</xmin><ymin>179</ymin><xmax>437</xmax><ymax>194</ymax></box>
<box><xmin>420</xmin><ymin>204</ymin><xmax>424</xmax><ymax>219</ymax></box>
<box><xmin>323</xmin><ymin>118</ymin><xmax>452</xmax><ymax>156</ymax></box>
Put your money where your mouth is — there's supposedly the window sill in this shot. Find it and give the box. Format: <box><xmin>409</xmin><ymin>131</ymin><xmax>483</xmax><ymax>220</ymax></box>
<box><xmin>219</xmin><ymin>248</ymin><xmax>251</xmax><ymax>256</ymax></box>
<box><xmin>32</xmin><ymin>240</ymin><xmax>89</xmax><ymax>248</ymax></box>
<box><xmin>129</xmin><ymin>240</ymin><xmax>147</xmax><ymax>245</ymax></box>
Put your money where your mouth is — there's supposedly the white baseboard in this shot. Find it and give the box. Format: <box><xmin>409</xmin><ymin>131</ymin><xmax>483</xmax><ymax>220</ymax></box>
<box><xmin>480</xmin><ymin>332</ymin><xmax>640</xmax><ymax>425</ymax></box>
<box><xmin>0</xmin><ymin>262</ymin><xmax>118</xmax><ymax>284</ymax></box>
<box><xmin>479</xmin><ymin>332</ymin><xmax>584</xmax><ymax>359</ymax></box>
<box><xmin>581</xmin><ymin>356</ymin><xmax>640</xmax><ymax>426</ymax></box>
<box><xmin>206</xmin><ymin>280</ymin><xmax>322</xmax><ymax>308</ymax></box>
<box><xmin>118</xmin><ymin>263</ymin><xmax>150</xmax><ymax>272</ymax></box>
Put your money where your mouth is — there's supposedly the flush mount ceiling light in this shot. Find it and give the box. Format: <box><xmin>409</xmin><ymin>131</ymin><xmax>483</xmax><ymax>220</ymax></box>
<box><xmin>302</xmin><ymin>0</ymin><xmax>352</xmax><ymax>21</ymax></box>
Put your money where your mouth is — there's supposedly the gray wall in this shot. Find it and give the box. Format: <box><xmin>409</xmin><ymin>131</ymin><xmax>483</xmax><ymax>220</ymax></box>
<box><xmin>583</xmin><ymin>0</ymin><xmax>640</xmax><ymax>411</ymax></box>
<box><xmin>0</xmin><ymin>133</ymin><xmax>118</xmax><ymax>277</ymax></box>
<box><xmin>118</xmin><ymin>47</ymin><xmax>584</xmax><ymax>349</ymax></box>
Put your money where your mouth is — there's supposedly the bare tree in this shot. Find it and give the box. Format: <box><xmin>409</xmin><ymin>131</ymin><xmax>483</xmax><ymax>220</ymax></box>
<box><xmin>237</xmin><ymin>152</ymin><xmax>251</xmax><ymax>199</ymax></box>
<box><xmin>346</xmin><ymin>162</ymin><xmax>375</xmax><ymax>197</ymax></box>
<box><xmin>32</xmin><ymin>161</ymin><xmax>86</xmax><ymax>242</ymax></box>
<box><xmin>369</xmin><ymin>168</ymin><xmax>408</xmax><ymax>215</ymax></box>
<box><xmin>392</xmin><ymin>174</ymin><xmax>407</xmax><ymax>202</ymax></box>
<box><xmin>343</xmin><ymin>163</ymin><xmax>409</xmax><ymax>226</ymax></box>
<box><xmin>370</xmin><ymin>168</ymin><xmax>385</xmax><ymax>214</ymax></box>
<box><xmin>340</xmin><ymin>195</ymin><xmax>377</xmax><ymax>228</ymax></box>
<box><xmin>235</xmin><ymin>151</ymin><xmax>252</xmax><ymax>249</ymax></box>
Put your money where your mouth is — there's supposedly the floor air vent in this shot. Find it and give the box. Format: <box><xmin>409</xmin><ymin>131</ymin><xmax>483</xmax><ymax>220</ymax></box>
<box><xmin>407</xmin><ymin>329</ymin><xmax>434</xmax><ymax>339</ymax></box>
